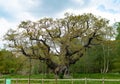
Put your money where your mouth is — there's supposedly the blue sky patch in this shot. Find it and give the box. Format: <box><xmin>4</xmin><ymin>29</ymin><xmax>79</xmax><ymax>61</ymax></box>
<box><xmin>0</xmin><ymin>7</ymin><xmax>13</xmax><ymax>20</ymax></box>
<box><xmin>97</xmin><ymin>4</ymin><xmax>119</xmax><ymax>14</ymax></box>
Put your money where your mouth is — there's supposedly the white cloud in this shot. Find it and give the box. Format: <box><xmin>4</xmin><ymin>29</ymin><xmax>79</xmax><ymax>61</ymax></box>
<box><xmin>0</xmin><ymin>0</ymin><xmax>42</xmax><ymax>22</ymax></box>
<box><xmin>0</xmin><ymin>0</ymin><xmax>21</xmax><ymax>11</ymax></box>
<box><xmin>102</xmin><ymin>0</ymin><xmax>120</xmax><ymax>12</ymax></box>
<box><xmin>90</xmin><ymin>0</ymin><xmax>120</xmax><ymax>12</ymax></box>
<box><xmin>0</xmin><ymin>18</ymin><xmax>16</xmax><ymax>36</ymax></box>
<box><xmin>0</xmin><ymin>0</ymin><xmax>41</xmax><ymax>13</ymax></box>
<box><xmin>72</xmin><ymin>0</ymin><xmax>120</xmax><ymax>13</ymax></box>
<box><xmin>56</xmin><ymin>7</ymin><xmax>120</xmax><ymax>25</ymax></box>
<box><xmin>16</xmin><ymin>12</ymin><xmax>38</xmax><ymax>21</ymax></box>
<box><xmin>55</xmin><ymin>0</ymin><xmax>120</xmax><ymax>25</ymax></box>
<box><xmin>0</xmin><ymin>18</ymin><xmax>18</xmax><ymax>48</ymax></box>
<box><xmin>0</xmin><ymin>0</ymin><xmax>41</xmax><ymax>38</ymax></box>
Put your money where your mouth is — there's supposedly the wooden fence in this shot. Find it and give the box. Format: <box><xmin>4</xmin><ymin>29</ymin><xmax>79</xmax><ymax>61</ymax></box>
<box><xmin>0</xmin><ymin>78</ymin><xmax>120</xmax><ymax>84</ymax></box>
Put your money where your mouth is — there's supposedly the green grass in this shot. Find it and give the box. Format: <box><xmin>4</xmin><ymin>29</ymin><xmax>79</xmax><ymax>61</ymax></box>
<box><xmin>1</xmin><ymin>73</ymin><xmax>120</xmax><ymax>79</ymax></box>
<box><xmin>72</xmin><ymin>73</ymin><xmax>120</xmax><ymax>79</ymax></box>
<box><xmin>0</xmin><ymin>74</ymin><xmax>55</xmax><ymax>79</ymax></box>
<box><xmin>0</xmin><ymin>73</ymin><xmax>120</xmax><ymax>84</ymax></box>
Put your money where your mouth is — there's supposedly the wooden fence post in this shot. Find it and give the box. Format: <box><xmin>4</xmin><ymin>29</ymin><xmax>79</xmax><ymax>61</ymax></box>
<box><xmin>54</xmin><ymin>75</ymin><xmax>58</xmax><ymax>84</ymax></box>
<box><xmin>102</xmin><ymin>78</ymin><xmax>104</xmax><ymax>84</ymax></box>
<box><xmin>85</xmin><ymin>77</ymin><xmax>87</xmax><ymax>84</ymax></box>
<box><xmin>71</xmin><ymin>78</ymin><xmax>73</xmax><ymax>84</ymax></box>
<box><xmin>28</xmin><ymin>78</ymin><xmax>30</xmax><ymax>84</ymax></box>
<box><xmin>16</xmin><ymin>78</ymin><xmax>18</xmax><ymax>84</ymax></box>
<box><xmin>4</xmin><ymin>78</ymin><xmax>6</xmax><ymax>84</ymax></box>
<box><xmin>42</xmin><ymin>78</ymin><xmax>44</xmax><ymax>84</ymax></box>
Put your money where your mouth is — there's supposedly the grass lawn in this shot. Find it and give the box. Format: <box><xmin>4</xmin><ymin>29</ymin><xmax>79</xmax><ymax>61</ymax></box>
<box><xmin>72</xmin><ymin>73</ymin><xmax>120</xmax><ymax>79</ymax></box>
<box><xmin>0</xmin><ymin>73</ymin><xmax>120</xmax><ymax>84</ymax></box>
<box><xmin>1</xmin><ymin>73</ymin><xmax>120</xmax><ymax>79</ymax></box>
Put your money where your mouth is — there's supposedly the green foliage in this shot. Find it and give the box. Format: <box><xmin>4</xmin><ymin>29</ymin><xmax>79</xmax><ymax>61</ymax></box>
<box><xmin>0</xmin><ymin>49</ymin><xmax>15</xmax><ymax>74</ymax></box>
<box><xmin>111</xmin><ymin>22</ymin><xmax>120</xmax><ymax>73</ymax></box>
<box><xmin>70</xmin><ymin>40</ymin><xmax>117</xmax><ymax>73</ymax></box>
<box><xmin>0</xmin><ymin>49</ymin><xmax>29</xmax><ymax>75</ymax></box>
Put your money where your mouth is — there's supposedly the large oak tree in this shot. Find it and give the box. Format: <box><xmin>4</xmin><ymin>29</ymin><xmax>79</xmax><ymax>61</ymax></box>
<box><xmin>4</xmin><ymin>13</ymin><xmax>112</xmax><ymax>77</ymax></box>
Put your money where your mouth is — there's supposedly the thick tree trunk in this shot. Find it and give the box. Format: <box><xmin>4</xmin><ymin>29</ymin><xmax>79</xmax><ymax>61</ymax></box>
<box><xmin>54</xmin><ymin>65</ymin><xmax>69</xmax><ymax>78</ymax></box>
<box><xmin>45</xmin><ymin>59</ymin><xmax>69</xmax><ymax>78</ymax></box>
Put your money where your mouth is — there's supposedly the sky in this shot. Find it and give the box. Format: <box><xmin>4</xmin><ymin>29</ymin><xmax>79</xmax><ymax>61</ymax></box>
<box><xmin>0</xmin><ymin>0</ymin><xmax>120</xmax><ymax>48</ymax></box>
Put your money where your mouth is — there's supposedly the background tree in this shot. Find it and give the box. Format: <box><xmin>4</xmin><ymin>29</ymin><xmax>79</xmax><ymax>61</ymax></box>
<box><xmin>4</xmin><ymin>13</ymin><xmax>112</xmax><ymax>77</ymax></box>
<box><xmin>70</xmin><ymin>40</ymin><xmax>116</xmax><ymax>74</ymax></box>
<box><xmin>111</xmin><ymin>22</ymin><xmax>120</xmax><ymax>72</ymax></box>
<box><xmin>0</xmin><ymin>49</ymin><xmax>25</xmax><ymax>74</ymax></box>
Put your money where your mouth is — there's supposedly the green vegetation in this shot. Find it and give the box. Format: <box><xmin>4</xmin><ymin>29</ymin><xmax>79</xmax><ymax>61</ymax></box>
<box><xmin>0</xmin><ymin>49</ymin><xmax>26</xmax><ymax>74</ymax></box>
<box><xmin>0</xmin><ymin>13</ymin><xmax>120</xmax><ymax>82</ymax></box>
<box><xmin>1</xmin><ymin>73</ymin><xmax>120</xmax><ymax>79</ymax></box>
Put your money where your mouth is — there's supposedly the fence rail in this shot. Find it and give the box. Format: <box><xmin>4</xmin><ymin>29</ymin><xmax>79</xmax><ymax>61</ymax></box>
<box><xmin>0</xmin><ymin>78</ymin><xmax>120</xmax><ymax>84</ymax></box>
